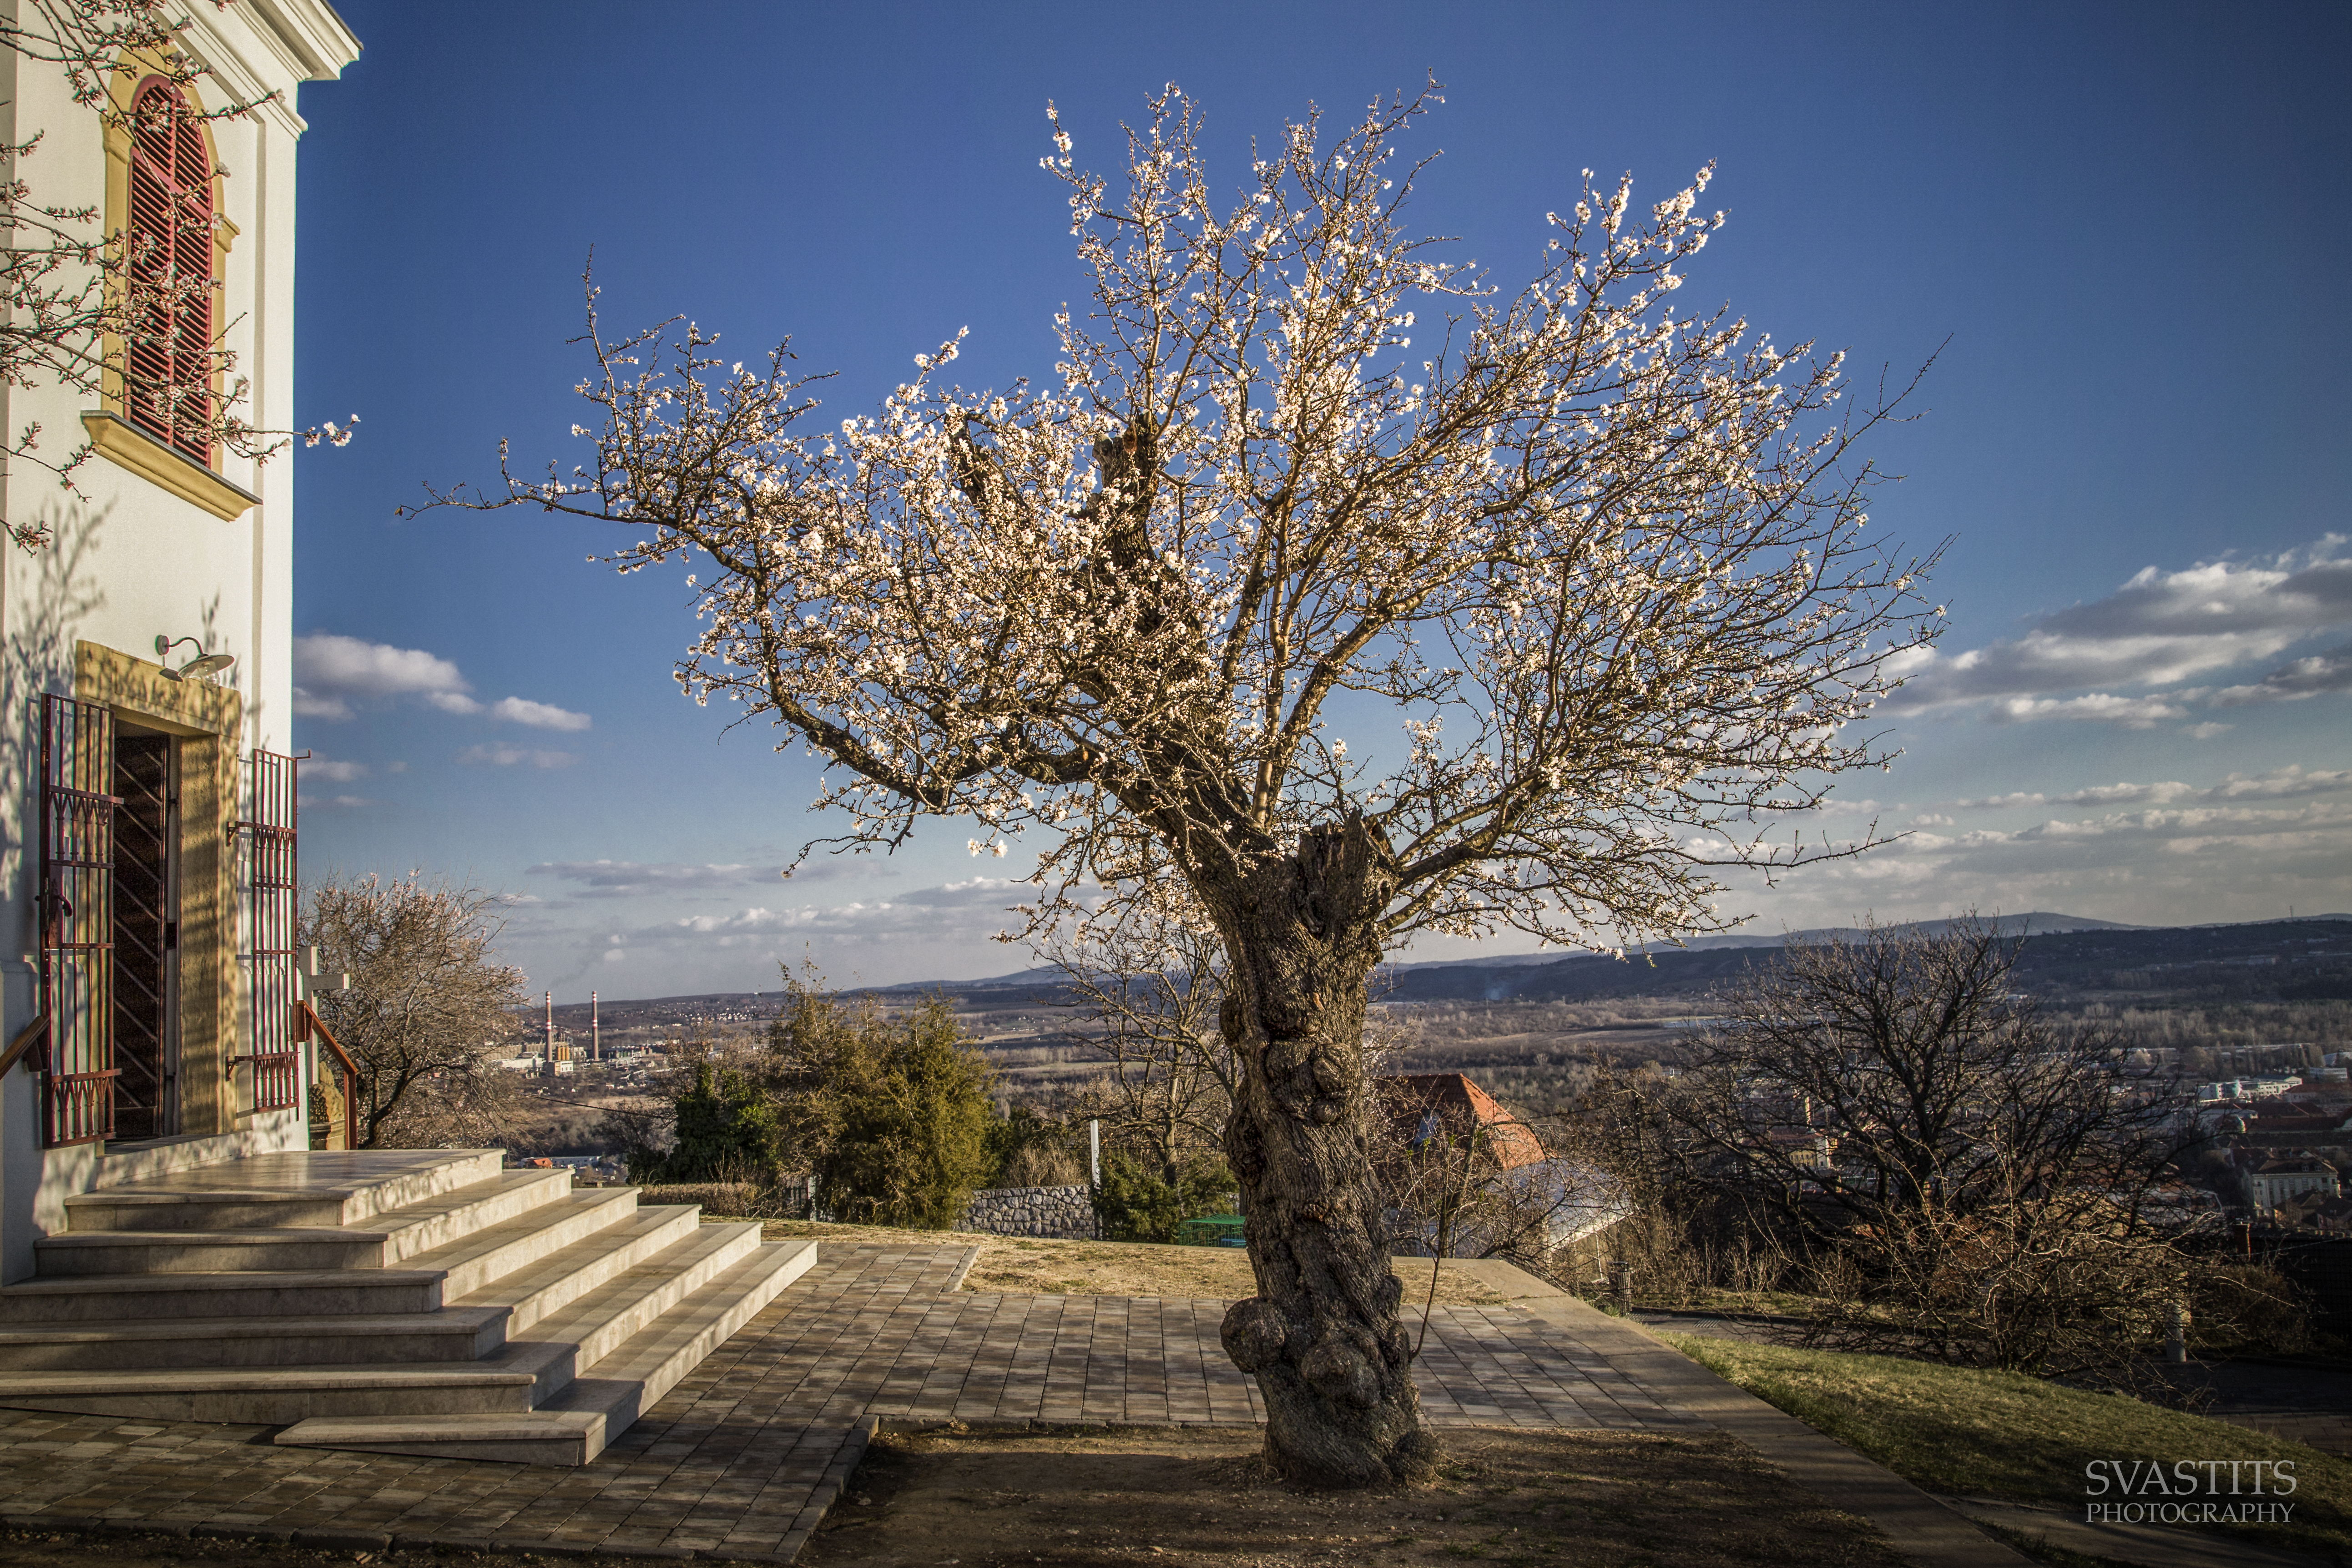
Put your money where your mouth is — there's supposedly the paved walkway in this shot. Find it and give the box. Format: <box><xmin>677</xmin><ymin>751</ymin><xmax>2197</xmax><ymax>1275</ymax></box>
<box><xmin>0</xmin><ymin>1244</ymin><xmax>1701</xmax><ymax>1563</ymax></box>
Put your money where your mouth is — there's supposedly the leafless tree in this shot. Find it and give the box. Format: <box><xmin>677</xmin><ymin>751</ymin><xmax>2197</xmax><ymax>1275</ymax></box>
<box><xmin>0</xmin><ymin>1</ymin><xmax>351</xmax><ymax>549</ymax></box>
<box><xmin>1040</xmin><ymin>892</ymin><xmax>1236</xmax><ymax>1184</ymax></box>
<box><xmin>445</xmin><ymin>86</ymin><xmax>1943</xmax><ymax>1484</ymax></box>
<box><xmin>1668</xmin><ymin>918</ymin><xmax>2201</xmax><ymax>1375</ymax></box>
<box><xmin>302</xmin><ymin>872</ymin><xmax>528</xmax><ymax>1149</ymax></box>
<box><xmin>1372</xmin><ymin>1079</ymin><xmax>1599</xmax><ymax>1267</ymax></box>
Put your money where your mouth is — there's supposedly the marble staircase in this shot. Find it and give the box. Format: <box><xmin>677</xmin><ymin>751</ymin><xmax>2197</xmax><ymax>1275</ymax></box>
<box><xmin>0</xmin><ymin>1150</ymin><xmax>813</xmax><ymax>1464</ymax></box>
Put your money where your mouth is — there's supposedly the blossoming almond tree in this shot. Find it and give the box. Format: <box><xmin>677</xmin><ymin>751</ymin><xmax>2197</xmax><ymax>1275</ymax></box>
<box><xmin>452</xmin><ymin>86</ymin><xmax>1943</xmax><ymax>1486</ymax></box>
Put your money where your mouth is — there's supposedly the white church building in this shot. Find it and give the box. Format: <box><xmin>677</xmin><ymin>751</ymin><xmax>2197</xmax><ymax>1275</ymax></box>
<box><xmin>0</xmin><ymin>0</ymin><xmax>362</xmax><ymax>1281</ymax></box>
<box><xmin>0</xmin><ymin>7</ymin><xmax>806</xmax><ymax>1465</ymax></box>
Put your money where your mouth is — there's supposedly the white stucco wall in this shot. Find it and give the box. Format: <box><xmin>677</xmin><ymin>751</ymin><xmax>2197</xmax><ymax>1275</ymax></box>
<box><xmin>0</xmin><ymin>0</ymin><xmax>359</xmax><ymax>1282</ymax></box>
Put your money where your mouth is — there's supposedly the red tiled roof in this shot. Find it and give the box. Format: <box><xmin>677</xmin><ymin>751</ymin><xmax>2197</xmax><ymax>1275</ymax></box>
<box><xmin>1378</xmin><ymin>1073</ymin><xmax>1548</xmax><ymax>1169</ymax></box>
<box><xmin>2243</xmin><ymin>1111</ymin><xmax>2346</xmax><ymax>1134</ymax></box>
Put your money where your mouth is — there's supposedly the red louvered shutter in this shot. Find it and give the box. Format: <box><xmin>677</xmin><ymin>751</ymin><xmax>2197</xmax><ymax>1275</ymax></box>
<box><xmin>123</xmin><ymin>80</ymin><xmax>214</xmax><ymax>466</ymax></box>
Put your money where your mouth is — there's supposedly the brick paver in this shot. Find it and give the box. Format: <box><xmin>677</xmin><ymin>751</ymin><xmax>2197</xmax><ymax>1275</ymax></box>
<box><xmin>0</xmin><ymin>1244</ymin><xmax>1696</xmax><ymax>1562</ymax></box>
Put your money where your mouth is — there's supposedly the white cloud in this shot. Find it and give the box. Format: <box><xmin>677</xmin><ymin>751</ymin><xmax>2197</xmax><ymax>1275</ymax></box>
<box><xmin>525</xmin><ymin>857</ymin><xmax>890</xmax><ymax>895</ymax></box>
<box><xmin>530</xmin><ymin>860</ymin><xmax>776</xmax><ymax>893</ymax></box>
<box><xmin>306</xmin><ymin>756</ymin><xmax>368</xmax><ymax>783</ymax></box>
<box><xmin>292</xmin><ymin>632</ymin><xmax>590</xmax><ymax>730</ymax></box>
<box><xmin>1725</xmin><ymin>783</ymin><xmax>2352</xmax><ymax>934</ymax></box>
<box><xmin>490</xmin><ymin>696</ymin><xmax>591</xmax><ymax>731</ymax></box>
<box><xmin>295</xmin><ymin>634</ymin><xmax>472</xmax><ymax>701</ymax></box>
<box><xmin>1947</xmin><ymin>767</ymin><xmax>2352</xmax><ymax>814</ymax></box>
<box><xmin>1987</xmin><ymin>692</ymin><xmax>2196</xmax><ymax>727</ymax></box>
<box><xmin>457</xmin><ymin>744</ymin><xmax>578</xmax><ymax>769</ymax></box>
<box><xmin>2050</xmin><ymin>781</ymin><xmax>2197</xmax><ymax>807</ymax></box>
<box><xmin>599</xmin><ymin>877</ymin><xmax>1049</xmax><ymax>953</ymax></box>
<box><xmin>2206</xmin><ymin>766</ymin><xmax>2352</xmax><ymax>802</ymax></box>
<box><xmin>1952</xmin><ymin>795</ymin><xmax>2352</xmax><ymax>858</ymax></box>
<box><xmin>1885</xmin><ymin>537</ymin><xmax>2352</xmax><ymax>715</ymax></box>
<box><xmin>2212</xmin><ymin>642</ymin><xmax>2352</xmax><ymax>707</ymax></box>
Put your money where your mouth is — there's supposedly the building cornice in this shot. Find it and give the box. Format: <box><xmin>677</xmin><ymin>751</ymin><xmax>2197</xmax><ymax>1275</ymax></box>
<box><xmin>232</xmin><ymin>0</ymin><xmax>362</xmax><ymax>83</ymax></box>
<box><xmin>167</xmin><ymin>0</ymin><xmax>361</xmax><ymax>140</ymax></box>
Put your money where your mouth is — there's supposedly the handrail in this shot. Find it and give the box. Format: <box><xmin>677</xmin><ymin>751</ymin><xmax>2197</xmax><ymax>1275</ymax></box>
<box><xmin>297</xmin><ymin>1000</ymin><xmax>358</xmax><ymax>1079</ymax></box>
<box><xmin>0</xmin><ymin>1012</ymin><xmax>49</xmax><ymax>1078</ymax></box>
<box><xmin>293</xmin><ymin>999</ymin><xmax>360</xmax><ymax>1150</ymax></box>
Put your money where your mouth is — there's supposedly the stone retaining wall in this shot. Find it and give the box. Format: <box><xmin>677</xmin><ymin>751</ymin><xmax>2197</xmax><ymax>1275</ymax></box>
<box><xmin>956</xmin><ymin>1183</ymin><xmax>1098</xmax><ymax>1240</ymax></box>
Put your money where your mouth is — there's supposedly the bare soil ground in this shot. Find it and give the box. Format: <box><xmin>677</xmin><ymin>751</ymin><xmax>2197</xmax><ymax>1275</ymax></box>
<box><xmin>748</xmin><ymin>1220</ymin><xmax>1517</xmax><ymax>1306</ymax></box>
<box><xmin>802</xmin><ymin>1422</ymin><xmax>1904</xmax><ymax>1568</ymax></box>
<box><xmin>0</xmin><ymin>1529</ymin><xmax>698</xmax><ymax>1568</ymax></box>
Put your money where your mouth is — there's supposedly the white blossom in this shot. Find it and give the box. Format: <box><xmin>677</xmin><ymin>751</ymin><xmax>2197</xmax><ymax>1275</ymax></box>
<box><xmin>458</xmin><ymin>85</ymin><xmax>1943</xmax><ymax>957</ymax></box>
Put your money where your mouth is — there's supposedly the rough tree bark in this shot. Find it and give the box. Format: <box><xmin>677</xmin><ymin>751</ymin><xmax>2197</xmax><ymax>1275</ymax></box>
<box><xmin>1211</xmin><ymin>817</ymin><xmax>1436</xmax><ymax>1486</ymax></box>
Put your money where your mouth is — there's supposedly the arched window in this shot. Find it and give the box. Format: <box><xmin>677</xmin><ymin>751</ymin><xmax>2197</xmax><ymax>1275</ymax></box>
<box><xmin>124</xmin><ymin>78</ymin><xmax>215</xmax><ymax>465</ymax></box>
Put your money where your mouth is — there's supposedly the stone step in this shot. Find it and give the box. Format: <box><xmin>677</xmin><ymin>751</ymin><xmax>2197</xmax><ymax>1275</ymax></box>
<box><xmin>32</xmin><ymin>1170</ymin><xmax>573</xmax><ymax>1276</ymax></box>
<box><xmin>0</xmin><ymin>1357</ymin><xmax>543</xmax><ymax>1424</ymax></box>
<box><xmin>0</xmin><ymin>1305</ymin><xmax>509</xmax><ymax>1371</ymax></box>
<box><xmin>400</xmin><ymin>1187</ymin><xmax>654</xmax><ymax>1305</ymax></box>
<box><xmin>0</xmin><ymin>1207</ymin><xmax>711</xmax><ymax>1371</ymax></box>
<box><xmin>490</xmin><ymin>1220</ymin><xmax>770</xmax><ymax>1402</ymax></box>
<box><xmin>0</xmin><ymin>1266</ymin><xmax>448</xmax><ymax>1325</ymax></box>
<box><xmin>67</xmin><ymin>1149</ymin><xmax>505</xmax><ymax>1233</ymax></box>
<box><xmin>0</xmin><ymin>1189</ymin><xmax>645</xmax><ymax>1324</ymax></box>
<box><xmin>0</xmin><ymin>1222</ymin><xmax>795</xmax><ymax>1438</ymax></box>
<box><xmin>263</xmin><ymin>1408</ymin><xmax>609</xmax><ymax>1467</ymax></box>
<box><xmin>275</xmin><ymin>1238</ymin><xmax>815</xmax><ymax>1464</ymax></box>
<box><xmin>545</xmin><ymin>1239</ymin><xmax>813</xmax><ymax>1427</ymax></box>
<box><xmin>0</xmin><ymin>1225</ymin><xmax>781</xmax><ymax>1424</ymax></box>
<box><xmin>449</xmin><ymin>1203</ymin><xmax>703</xmax><ymax>1335</ymax></box>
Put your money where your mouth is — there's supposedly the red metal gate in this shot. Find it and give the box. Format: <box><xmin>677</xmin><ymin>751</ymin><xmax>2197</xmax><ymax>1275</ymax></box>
<box><xmin>39</xmin><ymin>695</ymin><xmax>118</xmax><ymax>1146</ymax></box>
<box><xmin>239</xmin><ymin>749</ymin><xmax>300</xmax><ymax>1113</ymax></box>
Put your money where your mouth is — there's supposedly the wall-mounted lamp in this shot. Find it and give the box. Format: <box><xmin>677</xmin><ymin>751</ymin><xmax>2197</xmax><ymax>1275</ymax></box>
<box><xmin>155</xmin><ymin>635</ymin><xmax>236</xmax><ymax>682</ymax></box>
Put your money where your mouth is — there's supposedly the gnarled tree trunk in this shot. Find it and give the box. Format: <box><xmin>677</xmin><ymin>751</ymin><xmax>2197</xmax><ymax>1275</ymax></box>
<box><xmin>1209</xmin><ymin>817</ymin><xmax>1437</xmax><ymax>1487</ymax></box>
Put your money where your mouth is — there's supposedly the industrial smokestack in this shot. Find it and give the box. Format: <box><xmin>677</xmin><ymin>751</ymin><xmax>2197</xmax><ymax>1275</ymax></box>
<box><xmin>545</xmin><ymin>991</ymin><xmax>554</xmax><ymax>1063</ymax></box>
<box><xmin>592</xmin><ymin>991</ymin><xmax>600</xmax><ymax>1061</ymax></box>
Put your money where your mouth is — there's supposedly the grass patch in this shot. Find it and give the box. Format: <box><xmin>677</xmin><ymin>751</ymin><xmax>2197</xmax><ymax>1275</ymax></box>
<box><xmin>1662</xmin><ymin>1332</ymin><xmax>2352</xmax><ymax>1557</ymax></box>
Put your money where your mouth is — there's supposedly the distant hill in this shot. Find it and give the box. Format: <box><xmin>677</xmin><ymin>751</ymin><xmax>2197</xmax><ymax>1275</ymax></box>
<box><xmin>561</xmin><ymin>912</ymin><xmax>2351</xmax><ymax>1020</ymax></box>
<box><xmin>1388</xmin><ymin>911</ymin><xmax>2147</xmax><ymax>969</ymax></box>
<box><xmin>1370</xmin><ymin>914</ymin><xmax>2352</xmax><ymax>1005</ymax></box>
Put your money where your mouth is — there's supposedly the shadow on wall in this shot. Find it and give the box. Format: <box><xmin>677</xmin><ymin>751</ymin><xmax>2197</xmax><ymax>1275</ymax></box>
<box><xmin>6</xmin><ymin>501</ymin><xmax>112</xmax><ymax>864</ymax></box>
<box><xmin>1</xmin><ymin>501</ymin><xmax>108</xmax><ymax>1282</ymax></box>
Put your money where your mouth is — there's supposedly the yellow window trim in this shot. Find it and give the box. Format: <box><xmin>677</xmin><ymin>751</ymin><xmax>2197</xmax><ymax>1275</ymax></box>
<box><xmin>99</xmin><ymin>45</ymin><xmax>239</xmax><ymax>469</ymax></box>
<box><xmin>82</xmin><ymin>410</ymin><xmax>259</xmax><ymax>520</ymax></box>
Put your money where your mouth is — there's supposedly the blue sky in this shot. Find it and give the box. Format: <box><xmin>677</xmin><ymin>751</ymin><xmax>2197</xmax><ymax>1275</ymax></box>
<box><xmin>286</xmin><ymin>1</ymin><xmax>2352</xmax><ymax>998</ymax></box>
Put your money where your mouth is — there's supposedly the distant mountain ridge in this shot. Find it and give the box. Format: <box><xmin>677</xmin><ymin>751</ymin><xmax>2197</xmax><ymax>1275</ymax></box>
<box><xmin>572</xmin><ymin>912</ymin><xmax>2348</xmax><ymax>1015</ymax></box>
<box><xmin>1385</xmin><ymin>911</ymin><xmax>2149</xmax><ymax>970</ymax></box>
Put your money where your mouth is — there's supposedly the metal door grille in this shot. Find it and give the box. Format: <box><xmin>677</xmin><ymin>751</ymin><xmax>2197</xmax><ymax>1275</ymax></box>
<box><xmin>40</xmin><ymin>695</ymin><xmax>117</xmax><ymax>1146</ymax></box>
<box><xmin>240</xmin><ymin>749</ymin><xmax>299</xmax><ymax>1113</ymax></box>
<box><xmin>111</xmin><ymin>731</ymin><xmax>175</xmax><ymax>1139</ymax></box>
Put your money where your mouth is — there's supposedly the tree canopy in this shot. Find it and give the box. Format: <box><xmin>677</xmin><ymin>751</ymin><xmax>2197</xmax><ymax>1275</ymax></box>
<box><xmin>457</xmin><ymin>83</ymin><xmax>1943</xmax><ymax>1488</ymax></box>
<box><xmin>467</xmin><ymin>85</ymin><xmax>1938</xmax><ymax>949</ymax></box>
<box><xmin>301</xmin><ymin>872</ymin><xmax>525</xmax><ymax>1150</ymax></box>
